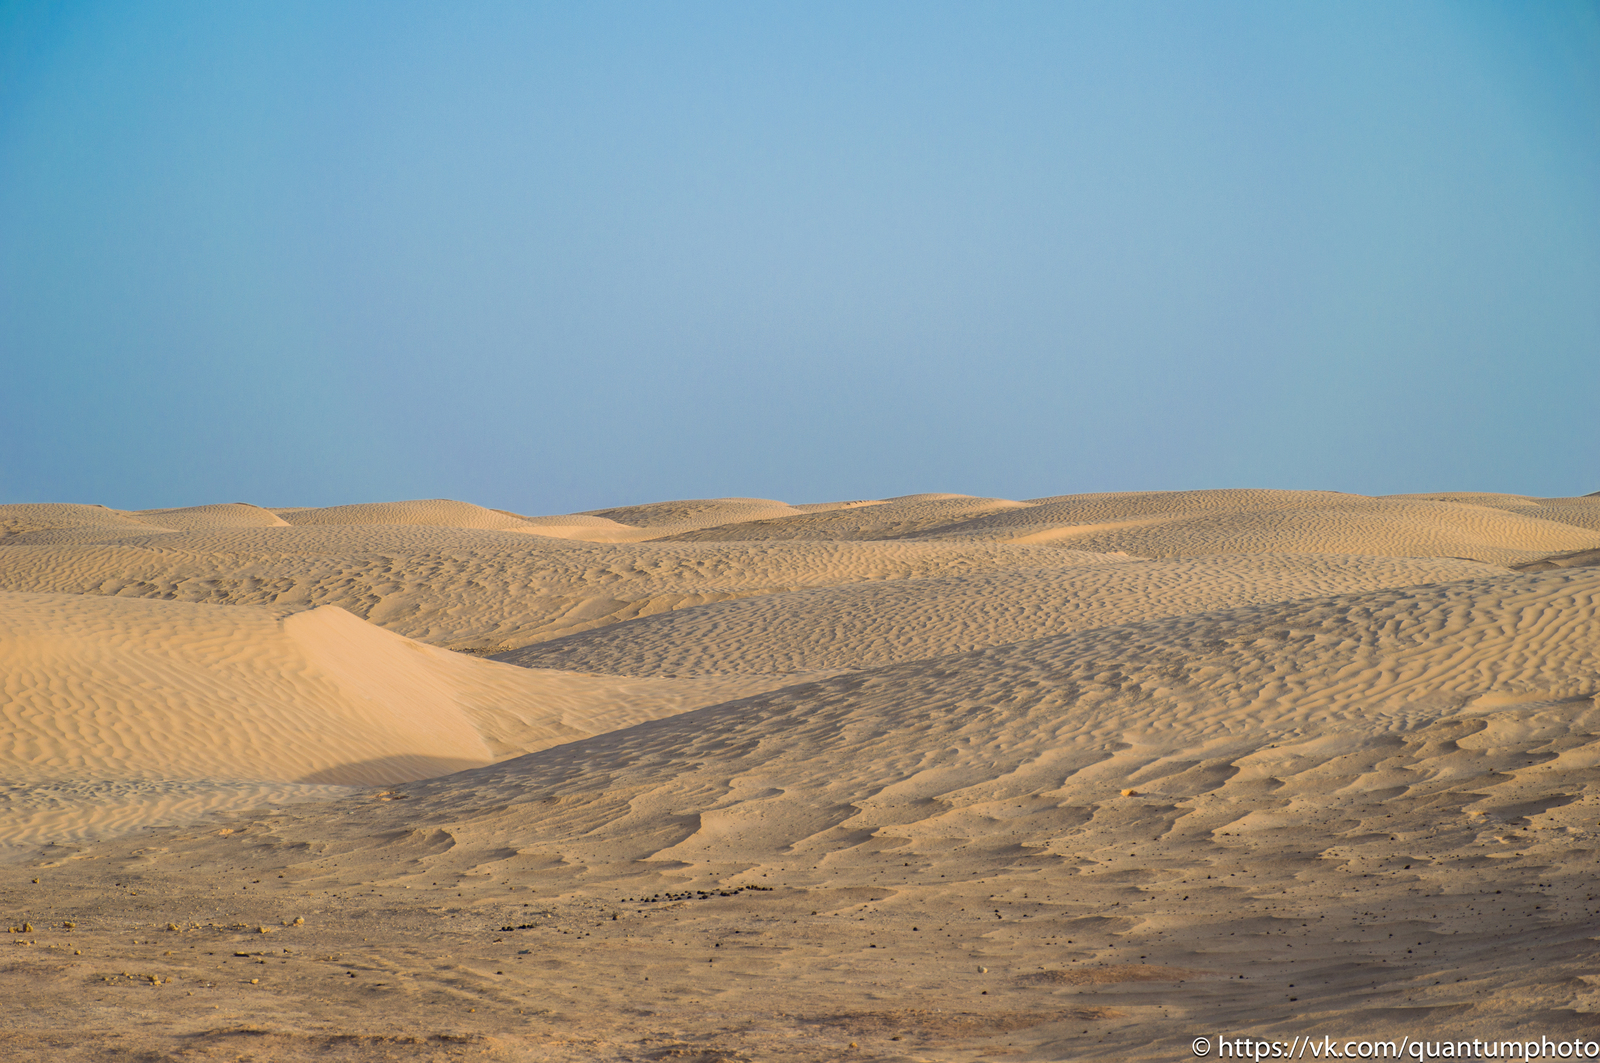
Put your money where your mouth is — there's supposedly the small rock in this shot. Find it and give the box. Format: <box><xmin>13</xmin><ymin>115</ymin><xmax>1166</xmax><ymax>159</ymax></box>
<box><xmin>1120</xmin><ymin>789</ymin><xmax>1140</xmax><ymax>797</ymax></box>
<box><xmin>978</xmin><ymin>965</ymin><xmax>987</xmax><ymax>973</ymax></box>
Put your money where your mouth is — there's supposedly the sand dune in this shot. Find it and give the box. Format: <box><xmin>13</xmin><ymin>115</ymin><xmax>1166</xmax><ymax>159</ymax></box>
<box><xmin>921</xmin><ymin>491</ymin><xmax>1600</xmax><ymax>564</ymax></box>
<box><xmin>655</xmin><ymin>493</ymin><xmax>1032</xmax><ymax>541</ymax></box>
<box><xmin>6</xmin><ymin>563</ymin><xmax>1595</xmax><ymax>1060</ymax></box>
<box><xmin>582</xmin><ymin>495</ymin><xmax>805</xmax><ymax>530</ymax></box>
<box><xmin>133</xmin><ymin>503</ymin><xmax>291</xmax><ymax>529</ymax></box>
<box><xmin>1388</xmin><ymin>493</ymin><xmax>1600</xmax><ymax>533</ymax></box>
<box><xmin>352</xmin><ymin>569</ymin><xmax>1600</xmax><ymax>971</ymax></box>
<box><xmin>605</xmin><ymin>489</ymin><xmax>1600</xmax><ymax>565</ymax></box>
<box><xmin>4</xmin><ymin>488</ymin><xmax>1600</xmax><ymax>1061</ymax></box>
<box><xmin>442</xmin><ymin>567</ymin><xmax>1600</xmax><ymax>841</ymax></box>
<box><xmin>0</xmin><ymin>591</ymin><xmax>787</xmax><ymax>786</ymax></box>
<box><xmin>274</xmin><ymin>498</ymin><xmax>542</xmax><ymax>531</ymax></box>
<box><xmin>1497</xmin><ymin>500</ymin><xmax>1600</xmax><ymax>534</ymax></box>
<box><xmin>0</xmin><ymin>502</ymin><xmax>176</xmax><ymax>545</ymax></box>
<box><xmin>0</xmin><ymin>590</ymin><xmax>494</xmax><ymax>784</ymax></box>
<box><xmin>269</xmin><ymin>498</ymin><xmax>663</xmax><ymax>540</ymax></box>
<box><xmin>509</xmin><ymin>513</ymin><xmax>657</xmax><ymax>542</ymax></box>
<box><xmin>502</xmin><ymin>553</ymin><xmax>1501</xmax><ymax>675</ymax></box>
<box><xmin>0</xmin><ymin>587</ymin><xmax>791</xmax><ymax>862</ymax></box>
<box><xmin>1516</xmin><ymin>546</ymin><xmax>1600</xmax><ymax>572</ymax></box>
<box><xmin>0</xmin><ymin>523</ymin><xmax>1136</xmax><ymax>651</ymax></box>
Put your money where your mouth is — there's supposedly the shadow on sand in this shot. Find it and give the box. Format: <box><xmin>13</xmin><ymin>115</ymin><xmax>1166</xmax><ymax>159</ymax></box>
<box><xmin>296</xmin><ymin>755</ymin><xmax>490</xmax><ymax>787</ymax></box>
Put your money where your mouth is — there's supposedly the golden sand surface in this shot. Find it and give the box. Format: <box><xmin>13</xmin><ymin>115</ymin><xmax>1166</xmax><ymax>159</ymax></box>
<box><xmin>2</xmin><ymin>488</ymin><xmax>1599</xmax><ymax>1061</ymax></box>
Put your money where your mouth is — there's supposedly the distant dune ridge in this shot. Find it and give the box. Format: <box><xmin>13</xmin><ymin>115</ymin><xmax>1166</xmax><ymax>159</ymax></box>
<box><xmin>2</xmin><ymin>487</ymin><xmax>1599</xmax><ymax>1060</ymax></box>
<box><xmin>498</xmin><ymin>554</ymin><xmax>1502</xmax><ymax>676</ymax></box>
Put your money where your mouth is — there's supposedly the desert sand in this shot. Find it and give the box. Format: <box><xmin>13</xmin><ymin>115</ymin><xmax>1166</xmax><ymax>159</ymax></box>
<box><xmin>2</xmin><ymin>488</ymin><xmax>1599</xmax><ymax>1061</ymax></box>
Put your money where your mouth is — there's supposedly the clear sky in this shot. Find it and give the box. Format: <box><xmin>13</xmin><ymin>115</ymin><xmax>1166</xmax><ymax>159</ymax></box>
<box><xmin>2</xmin><ymin>1</ymin><xmax>1597</xmax><ymax>513</ymax></box>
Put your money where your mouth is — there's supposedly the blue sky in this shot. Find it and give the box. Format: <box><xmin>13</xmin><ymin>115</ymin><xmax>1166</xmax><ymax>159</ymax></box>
<box><xmin>2</xmin><ymin>0</ymin><xmax>1596</xmax><ymax>512</ymax></box>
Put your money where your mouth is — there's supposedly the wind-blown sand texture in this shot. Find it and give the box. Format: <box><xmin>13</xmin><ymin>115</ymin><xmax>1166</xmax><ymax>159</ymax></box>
<box><xmin>2</xmin><ymin>488</ymin><xmax>1599</xmax><ymax>1061</ymax></box>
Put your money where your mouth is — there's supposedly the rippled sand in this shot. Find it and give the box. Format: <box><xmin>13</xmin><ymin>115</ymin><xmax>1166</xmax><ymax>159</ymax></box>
<box><xmin>2</xmin><ymin>488</ymin><xmax>1598</xmax><ymax>1061</ymax></box>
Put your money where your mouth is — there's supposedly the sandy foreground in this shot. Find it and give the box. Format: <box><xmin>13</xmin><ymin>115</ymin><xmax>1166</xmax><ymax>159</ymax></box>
<box><xmin>2</xmin><ymin>488</ymin><xmax>1599</xmax><ymax>1062</ymax></box>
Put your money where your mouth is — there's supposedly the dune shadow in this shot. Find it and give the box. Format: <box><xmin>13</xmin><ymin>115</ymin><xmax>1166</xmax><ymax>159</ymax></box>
<box><xmin>1512</xmin><ymin>547</ymin><xmax>1600</xmax><ymax>572</ymax></box>
<box><xmin>296</xmin><ymin>755</ymin><xmax>491</xmax><ymax>786</ymax></box>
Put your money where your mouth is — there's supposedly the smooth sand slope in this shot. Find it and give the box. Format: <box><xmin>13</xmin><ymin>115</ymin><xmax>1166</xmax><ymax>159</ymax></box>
<box><xmin>0</xmin><ymin>591</ymin><xmax>495</xmax><ymax>784</ymax></box>
<box><xmin>1</xmin><ymin>488</ymin><xmax>1599</xmax><ymax>1061</ymax></box>
<box><xmin>0</xmin><ymin>590</ymin><xmax>785</xmax><ymax>855</ymax></box>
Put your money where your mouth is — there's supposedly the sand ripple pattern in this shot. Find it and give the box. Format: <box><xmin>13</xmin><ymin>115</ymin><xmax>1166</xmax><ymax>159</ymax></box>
<box><xmin>414</xmin><ymin>569</ymin><xmax>1600</xmax><ymax>874</ymax></box>
<box><xmin>504</xmin><ymin>554</ymin><xmax>1500</xmax><ymax>675</ymax></box>
<box><xmin>922</xmin><ymin>491</ymin><xmax>1600</xmax><ymax>564</ymax></box>
<box><xmin>0</xmin><ymin>778</ymin><xmax>353</xmax><ymax>859</ymax></box>
<box><xmin>6</xmin><ymin>490</ymin><xmax>1600</xmax><ymax>1057</ymax></box>
<box><xmin>1</xmin><ymin>489</ymin><xmax>1595</xmax><ymax>862</ymax></box>
<box><xmin>0</xmin><ymin>521</ymin><xmax>1129</xmax><ymax>650</ymax></box>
